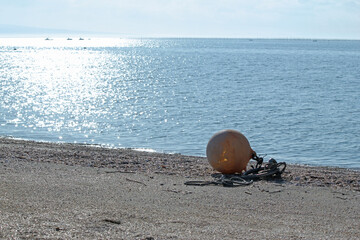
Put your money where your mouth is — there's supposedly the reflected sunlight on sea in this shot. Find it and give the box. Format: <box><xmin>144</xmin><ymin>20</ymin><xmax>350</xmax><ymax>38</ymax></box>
<box><xmin>1</xmin><ymin>38</ymin><xmax>359</xmax><ymax>168</ymax></box>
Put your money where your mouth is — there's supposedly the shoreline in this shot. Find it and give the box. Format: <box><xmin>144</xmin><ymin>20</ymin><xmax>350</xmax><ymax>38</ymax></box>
<box><xmin>1</xmin><ymin>137</ymin><xmax>360</xmax><ymax>239</ymax></box>
<box><xmin>2</xmin><ymin>136</ymin><xmax>359</xmax><ymax>171</ymax></box>
<box><xmin>1</xmin><ymin>137</ymin><xmax>359</xmax><ymax>191</ymax></box>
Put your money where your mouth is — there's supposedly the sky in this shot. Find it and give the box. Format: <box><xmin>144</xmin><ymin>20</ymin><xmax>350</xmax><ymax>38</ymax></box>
<box><xmin>0</xmin><ymin>0</ymin><xmax>359</xmax><ymax>39</ymax></box>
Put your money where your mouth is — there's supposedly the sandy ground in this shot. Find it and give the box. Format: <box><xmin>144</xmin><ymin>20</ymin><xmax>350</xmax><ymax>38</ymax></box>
<box><xmin>0</xmin><ymin>138</ymin><xmax>359</xmax><ymax>239</ymax></box>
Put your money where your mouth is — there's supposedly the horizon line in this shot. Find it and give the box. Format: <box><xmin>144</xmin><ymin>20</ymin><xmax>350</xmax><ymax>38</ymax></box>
<box><xmin>1</xmin><ymin>34</ymin><xmax>359</xmax><ymax>41</ymax></box>
<box><xmin>0</xmin><ymin>24</ymin><xmax>359</xmax><ymax>41</ymax></box>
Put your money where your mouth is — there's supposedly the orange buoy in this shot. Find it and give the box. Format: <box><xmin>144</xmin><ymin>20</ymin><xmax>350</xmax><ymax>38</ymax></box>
<box><xmin>206</xmin><ymin>129</ymin><xmax>255</xmax><ymax>174</ymax></box>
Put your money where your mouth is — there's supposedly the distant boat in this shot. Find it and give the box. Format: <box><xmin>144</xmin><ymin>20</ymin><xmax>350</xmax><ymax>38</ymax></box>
<box><xmin>79</xmin><ymin>37</ymin><xmax>84</xmax><ymax>40</ymax></box>
<box><xmin>45</xmin><ymin>37</ymin><xmax>53</xmax><ymax>41</ymax></box>
<box><xmin>67</xmin><ymin>38</ymin><xmax>72</xmax><ymax>40</ymax></box>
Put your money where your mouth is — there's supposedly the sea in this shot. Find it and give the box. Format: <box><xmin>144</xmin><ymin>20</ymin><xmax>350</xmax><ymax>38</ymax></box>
<box><xmin>0</xmin><ymin>38</ymin><xmax>359</xmax><ymax>169</ymax></box>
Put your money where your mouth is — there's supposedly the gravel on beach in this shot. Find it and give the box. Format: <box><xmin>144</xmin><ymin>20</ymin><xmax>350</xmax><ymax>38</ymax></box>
<box><xmin>1</xmin><ymin>137</ymin><xmax>359</xmax><ymax>191</ymax></box>
<box><xmin>1</xmin><ymin>137</ymin><xmax>359</xmax><ymax>239</ymax></box>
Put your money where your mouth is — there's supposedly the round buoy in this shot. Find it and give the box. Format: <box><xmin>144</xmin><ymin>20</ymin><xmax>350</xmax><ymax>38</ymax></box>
<box><xmin>206</xmin><ymin>129</ymin><xmax>255</xmax><ymax>174</ymax></box>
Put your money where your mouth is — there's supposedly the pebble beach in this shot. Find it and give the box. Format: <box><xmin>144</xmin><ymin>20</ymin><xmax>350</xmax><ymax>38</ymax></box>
<box><xmin>1</xmin><ymin>137</ymin><xmax>359</xmax><ymax>239</ymax></box>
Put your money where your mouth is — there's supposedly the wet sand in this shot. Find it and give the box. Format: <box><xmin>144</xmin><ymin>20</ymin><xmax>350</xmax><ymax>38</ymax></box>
<box><xmin>1</xmin><ymin>137</ymin><xmax>359</xmax><ymax>239</ymax></box>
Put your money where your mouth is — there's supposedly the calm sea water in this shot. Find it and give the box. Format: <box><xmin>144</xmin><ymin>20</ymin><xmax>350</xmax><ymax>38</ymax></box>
<box><xmin>1</xmin><ymin>38</ymin><xmax>359</xmax><ymax>169</ymax></box>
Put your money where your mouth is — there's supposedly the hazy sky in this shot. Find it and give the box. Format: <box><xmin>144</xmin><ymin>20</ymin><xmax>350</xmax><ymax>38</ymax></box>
<box><xmin>1</xmin><ymin>0</ymin><xmax>359</xmax><ymax>39</ymax></box>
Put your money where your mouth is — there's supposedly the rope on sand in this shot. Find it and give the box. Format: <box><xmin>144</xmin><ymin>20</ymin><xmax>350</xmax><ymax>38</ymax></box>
<box><xmin>184</xmin><ymin>155</ymin><xmax>286</xmax><ymax>187</ymax></box>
